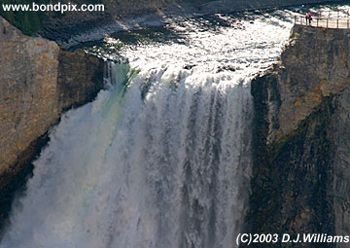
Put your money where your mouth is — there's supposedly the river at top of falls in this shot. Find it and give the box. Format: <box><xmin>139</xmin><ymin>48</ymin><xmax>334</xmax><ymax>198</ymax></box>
<box><xmin>1</xmin><ymin>10</ymin><xmax>295</xmax><ymax>248</ymax></box>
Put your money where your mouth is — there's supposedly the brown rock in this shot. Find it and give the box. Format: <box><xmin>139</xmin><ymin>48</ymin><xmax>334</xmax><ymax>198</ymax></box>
<box><xmin>0</xmin><ymin>17</ymin><xmax>60</xmax><ymax>180</ymax></box>
<box><xmin>247</xmin><ymin>25</ymin><xmax>350</xmax><ymax>244</ymax></box>
<box><xmin>264</xmin><ymin>25</ymin><xmax>350</xmax><ymax>144</ymax></box>
<box><xmin>0</xmin><ymin>16</ymin><xmax>104</xmax><ymax>188</ymax></box>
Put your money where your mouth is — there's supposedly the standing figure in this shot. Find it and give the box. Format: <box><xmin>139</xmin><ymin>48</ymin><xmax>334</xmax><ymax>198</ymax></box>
<box><xmin>305</xmin><ymin>12</ymin><xmax>313</xmax><ymax>25</ymax></box>
<box><xmin>308</xmin><ymin>12</ymin><xmax>313</xmax><ymax>25</ymax></box>
<box><xmin>305</xmin><ymin>13</ymin><xmax>309</xmax><ymax>24</ymax></box>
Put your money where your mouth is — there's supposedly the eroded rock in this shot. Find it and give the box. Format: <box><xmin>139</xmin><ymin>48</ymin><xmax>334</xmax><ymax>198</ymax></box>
<box><xmin>0</xmin><ymin>16</ymin><xmax>104</xmax><ymax>202</ymax></box>
<box><xmin>247</xmin><ymin>25</ymin><xmax>350</xmax><ymax>245</ymax></box>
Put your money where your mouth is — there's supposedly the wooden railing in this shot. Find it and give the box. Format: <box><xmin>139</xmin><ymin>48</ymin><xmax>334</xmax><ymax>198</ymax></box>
<box><xmin>295</xmin><ymin>15</ymin><xmax>350</xmax><ymax>29</ymax></box>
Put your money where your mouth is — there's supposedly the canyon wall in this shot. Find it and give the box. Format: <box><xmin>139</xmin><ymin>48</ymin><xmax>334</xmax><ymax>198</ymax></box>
<box><xmin>0</xmin><ymin>17</ymin><xmax>104</xmax><ymax>222</ymax></box>
<box><xmin>247</xmin><ymin>25</ymin><xmax>350</xmax><ymax>247</ymax></box>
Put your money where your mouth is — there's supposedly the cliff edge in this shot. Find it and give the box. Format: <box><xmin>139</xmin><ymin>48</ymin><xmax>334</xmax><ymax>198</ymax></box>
<box><xmin>0</xmin><ymin>17</ymin><xmax>104</xmax><ymax>224</ymax></box>
<box><xmin>247</xmin><ymin>24</ymin><xmax>350</xmax><ymax>247</ymax></box>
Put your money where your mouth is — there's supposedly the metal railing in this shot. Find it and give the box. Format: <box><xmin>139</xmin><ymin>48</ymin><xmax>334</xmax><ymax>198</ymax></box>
<box><xmin>294</xmin><ymin>15</ymin><xmax>350</xmax><ymax>29</ymax></box>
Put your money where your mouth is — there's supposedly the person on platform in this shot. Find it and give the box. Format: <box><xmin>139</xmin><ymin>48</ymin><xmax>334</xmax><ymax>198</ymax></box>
<box><xmin>305</xmin><ymin>12</ymin><xmax>313</xmax><ymax>25</ymax></box>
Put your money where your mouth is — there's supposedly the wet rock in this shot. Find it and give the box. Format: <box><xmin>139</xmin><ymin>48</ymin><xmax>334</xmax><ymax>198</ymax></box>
<box><xmin>183</xmin><ymin>64</ymin><xmax>196</xmax><ymax>70</ymax></box>
<box><xmin>217</xmin><ymin>65</ymin><xmax>236</xmax><ymax>73</ymax></box>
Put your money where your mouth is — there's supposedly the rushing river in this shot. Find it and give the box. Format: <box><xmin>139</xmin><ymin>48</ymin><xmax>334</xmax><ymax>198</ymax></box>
<box><xmin>1</xmin><ymin>10</ymin><xmax>296</xmax><ymax>248</ymax></box>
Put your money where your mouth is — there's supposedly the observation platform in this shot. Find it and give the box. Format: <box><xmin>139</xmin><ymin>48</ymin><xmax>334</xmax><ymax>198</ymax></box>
<box><xmin>294</xmin><ymin>15</ymin><xmax>350</xmax><ymax>29</ymax></box>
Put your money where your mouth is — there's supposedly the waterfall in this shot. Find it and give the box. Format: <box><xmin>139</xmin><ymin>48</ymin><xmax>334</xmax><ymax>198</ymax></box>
<box><xmin>0</xmin><ymin>13</ymin><xmax>293</xmax><ymax>248</ymax></box>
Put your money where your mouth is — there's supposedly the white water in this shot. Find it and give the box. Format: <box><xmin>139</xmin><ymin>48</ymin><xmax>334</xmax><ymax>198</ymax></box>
<box><xmin>1</xmin><ymin>13</ymin><xmax>293</xmax><ymax>248</ymax></box>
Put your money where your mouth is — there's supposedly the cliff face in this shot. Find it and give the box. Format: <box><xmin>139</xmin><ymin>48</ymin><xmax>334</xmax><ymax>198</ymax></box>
<box><xmin>0</xmin><ymin>17</ymin><xmax>104</xmax><ymax>222</ymax></box>
<box><xmin>0</xmin><ymin>17</ymin><xmax>60</xmax><ymax>182</ymax></box>
<box><xmin>247</xmin><ymin>25</ymin><xmax>350</xmax><ymax>246</ymax></box>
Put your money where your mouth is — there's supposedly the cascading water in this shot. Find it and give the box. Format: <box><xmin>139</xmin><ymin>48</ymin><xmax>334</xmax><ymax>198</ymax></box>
<box><xmin>1</xmin><ymin>12</ymin><xmax>293</xmax><ymax>248</ymax></box>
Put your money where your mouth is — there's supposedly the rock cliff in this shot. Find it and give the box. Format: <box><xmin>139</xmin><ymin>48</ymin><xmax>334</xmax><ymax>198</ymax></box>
<box><xmin>247</xmin><ymin>25</ymin><xmax>350</xmax><ymax>247</ymax></box>
<box><xmin>0</xmin><ymin>17</ymin><xmax>104</xmax><ymax>223</ymax></box>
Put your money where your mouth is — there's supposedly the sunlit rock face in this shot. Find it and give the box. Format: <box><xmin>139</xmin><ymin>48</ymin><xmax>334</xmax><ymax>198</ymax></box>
<box><xmin>0</xmin><ymin>16</ymin><xmax>60</xmax><ymax>180</ymax></box>
<box><xmin>262</xmin><ymin>25</ymin><xmax>350</xmax><ymax>144</ymax></box>
<box><xmin>248</xmin><ymin>24</ymin><xmax>350</xmax><ymax>245</ymax></box>
<box><xmin>0</xmin><ymin>17</ymin><xmax>104</xmax><ymax>196</ymax></box>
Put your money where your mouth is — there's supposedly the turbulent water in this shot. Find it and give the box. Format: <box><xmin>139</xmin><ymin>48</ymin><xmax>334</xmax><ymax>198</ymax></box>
<box><xmin>1</xmin><ymin>12</ymin><xmax>294</xmax><ymax>248</ymax></box>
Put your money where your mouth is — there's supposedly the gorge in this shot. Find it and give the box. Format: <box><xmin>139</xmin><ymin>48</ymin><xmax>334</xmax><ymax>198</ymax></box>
<box><xmin>0</xmin><ymin>13</ymin><xmax>293</xmax><ymax>247</ymax></box>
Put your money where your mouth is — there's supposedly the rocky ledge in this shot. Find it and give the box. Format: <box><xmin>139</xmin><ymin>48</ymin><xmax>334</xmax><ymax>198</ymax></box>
<box><xmin>0</xmin><ymin>17</ymin><xmax>104</xmax><ymax>224</ymax></box>
<box><xmin>246</xmin><ymin>24</ymin><xmax>350</xmax><ymax>247</ymax></box>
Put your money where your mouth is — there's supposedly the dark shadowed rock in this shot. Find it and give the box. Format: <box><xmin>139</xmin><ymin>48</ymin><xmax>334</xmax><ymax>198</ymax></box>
<box><xmin>246</xmin><ymin>24</ymin><xmax>350</xmax><ymax>247</ymax></box>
